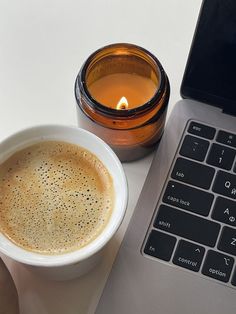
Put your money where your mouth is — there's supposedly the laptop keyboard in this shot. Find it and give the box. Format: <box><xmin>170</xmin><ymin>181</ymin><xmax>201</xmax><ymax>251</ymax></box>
<box><xmin>143</xmin><ymin>120</ymin><xmax>236</xmax><ymax>288</ymax></box>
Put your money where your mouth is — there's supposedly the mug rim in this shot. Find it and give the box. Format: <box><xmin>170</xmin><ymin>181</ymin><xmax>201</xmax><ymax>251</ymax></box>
<box><xmin>0</xmin><ymin>124</ymin><xmax>128</xmax><ymax>267</ymax></box>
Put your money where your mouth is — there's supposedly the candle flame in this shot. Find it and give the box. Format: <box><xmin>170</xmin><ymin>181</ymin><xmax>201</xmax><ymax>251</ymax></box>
<box><xmin>116</xmin><ymin>96</ymin><xmax>128</xmax><ymax>110</ymax></box>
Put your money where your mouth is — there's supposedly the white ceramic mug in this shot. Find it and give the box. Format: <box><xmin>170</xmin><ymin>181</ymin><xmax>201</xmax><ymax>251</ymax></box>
<box><xmin>0</xmin><ymin>125</ymin><xmax>128</xmax><ymax>280</ymax></box>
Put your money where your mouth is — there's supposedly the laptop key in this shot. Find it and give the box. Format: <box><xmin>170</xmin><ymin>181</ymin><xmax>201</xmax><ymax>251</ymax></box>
<box><xmin>202</xmin><ymin>250</ymin><xmax>234</xmax><ymax>283</ymax></box>
<box><xmin>213</xmin><ymin>170</ymin><xmax>236</xmax><ymax>200</ymax></box>
<box><xmin>188</xmin><ymin>121</ymin><xmax>216</xmax><ymax>140</ymax></box>
<box><xmin>217</xmin><ymin>130</ymin><xmax>236</xmax><ymax>149</ymax></box>
<box><xmin>144</xmin><ymin>230</ymin><xmax>176</xmax><ymax>261</ymax></box>
<box><xmin>163</xmin><ymin>181</ymin><xmax>214</xmax><ymax>216</ymax></box>
<box><xmin>154</xmin><ymin>205</ymin><xmax>220</xmax><ymax>247</ymax></box>
<box><xmin>206</xmin><ymin>143</ymin><xmax>236</xmax><ymax>170</ymax></box>
<box><xmin>173</xmin><ymin>240</ymin><xmax>205</xmax><ymax>272</ymax></box>
<box><xmin>232</xmin><ymin>269</ymin><xmax>236</xmax><ymax>286</ymax></box>
<box><xmin>179</xmin><ymin>135</ymin><xmax>209</xmax><ymax>162</ymax></box>
<box><xmin>218</xmin><ymin>226</ymin><xmax>236</xmax><ymax>256</ymax></box>
<box><xmin>212</xmin><ymin>197</ymin><xmax>236</xmax><ymax>227</ymax></box>
<box><xmin>171</xmin><ymin>157</ymin><xmax>215</xmax><ymax>189</ymax></box>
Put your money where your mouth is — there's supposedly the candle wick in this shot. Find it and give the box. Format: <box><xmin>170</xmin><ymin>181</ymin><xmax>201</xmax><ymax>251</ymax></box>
<box><xmin>120</xmin><ymin>104</ymin><xmax>127</xmax><ymax>110</ymax></box>
<box><xmin>116</xmin><ymin>96</ymin><xmax>128</xmax><ymax>110</ymax></box>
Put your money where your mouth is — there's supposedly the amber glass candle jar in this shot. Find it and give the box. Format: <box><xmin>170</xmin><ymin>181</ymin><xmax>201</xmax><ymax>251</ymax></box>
<box><xmin>75</xmin><ymin>43</ymin><xmax>170</xmax><ymax>162</ymax></box>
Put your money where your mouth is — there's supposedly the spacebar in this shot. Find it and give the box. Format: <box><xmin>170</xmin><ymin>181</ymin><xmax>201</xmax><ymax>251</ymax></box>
<box><xmin>154</xmin><ymin>205</ymin><xmax>220</xmax><ymax>247</ymax></box>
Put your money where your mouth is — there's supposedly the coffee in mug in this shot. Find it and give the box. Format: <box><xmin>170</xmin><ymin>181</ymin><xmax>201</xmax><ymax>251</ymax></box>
<box><xmin>0</xmin><ymin>125</ymin><xmax>128</xmax><ymax>280</ymax></box>
<box><xmin>0</xmin><ymin>141</ymin><xmax>114</xmax><ymax>254</ymax></box>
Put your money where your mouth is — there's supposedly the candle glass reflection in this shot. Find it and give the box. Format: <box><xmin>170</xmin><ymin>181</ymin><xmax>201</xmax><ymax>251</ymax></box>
<box><xmin>75</xmin><ymin>43</ymin><xmax>170</xmax><ymax>162</ymax></box>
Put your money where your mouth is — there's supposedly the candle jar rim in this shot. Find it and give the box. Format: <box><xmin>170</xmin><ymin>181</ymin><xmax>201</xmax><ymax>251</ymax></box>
<box><xmin>75</xmin><ymin>43</ymin><xmax>167</xmax><ymax>118</ymax></box>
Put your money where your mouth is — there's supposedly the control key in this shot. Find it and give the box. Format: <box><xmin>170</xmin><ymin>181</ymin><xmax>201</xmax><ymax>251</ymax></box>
<box><xmin>173</xmin><ymin>240</ymin><xmax>205</xmax><ymax>272</ymax></box>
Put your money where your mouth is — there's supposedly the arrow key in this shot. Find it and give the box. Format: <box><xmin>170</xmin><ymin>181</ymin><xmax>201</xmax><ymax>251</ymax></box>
<box><xmin>232</xmin><ymin>268</ymin><xmax>236</xmax><ymax>286</ymax></box>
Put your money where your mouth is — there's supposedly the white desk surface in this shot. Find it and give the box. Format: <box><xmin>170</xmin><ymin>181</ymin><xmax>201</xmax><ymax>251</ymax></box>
<box><xmin>0</xmin><ymin>1</ymin><xmax>202</xmax><ymax>313</ymax></box>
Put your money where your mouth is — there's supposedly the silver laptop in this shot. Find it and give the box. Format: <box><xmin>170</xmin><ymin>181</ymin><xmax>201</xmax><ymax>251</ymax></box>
<box><xmin>96</xmin><ymin>1</ymin><xmax>236</xmax><ymax>313</ymax></box>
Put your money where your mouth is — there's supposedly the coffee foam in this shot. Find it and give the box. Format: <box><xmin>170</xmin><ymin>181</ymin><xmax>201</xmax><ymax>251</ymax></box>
<box><xmin>0</xmin><ymin>141</ymin><xmax>114</xmax><ymax>254</ymax></box>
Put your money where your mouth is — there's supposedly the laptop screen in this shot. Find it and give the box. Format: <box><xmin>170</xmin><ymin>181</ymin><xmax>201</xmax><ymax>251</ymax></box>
<box><xmin>181</xmin><ymin>0</ymin><xmax>236</xmax><ymax>115</ymax></box>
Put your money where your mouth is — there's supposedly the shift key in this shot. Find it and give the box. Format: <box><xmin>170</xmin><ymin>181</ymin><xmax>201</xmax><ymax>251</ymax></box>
<box><xmin>154</xmin><ymin>205</ymin><xmax>220</xmax><ymax>247</ymax></box>
<box><xmin>163</xmin><ymin>181</ymin><xmax>214</xmax><ymax>216</ymax></box>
